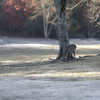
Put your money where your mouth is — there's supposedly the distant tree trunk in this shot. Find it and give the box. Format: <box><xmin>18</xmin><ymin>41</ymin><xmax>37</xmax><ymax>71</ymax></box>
<box><xmin>54</xmin><ymin>0</ymin><xmax>69</xmax><ymax>60</ymax></box>
<box><xmin>41</xmin><ymin>0</ymin><xmax>52</xmax><ymax>39</ymax></box>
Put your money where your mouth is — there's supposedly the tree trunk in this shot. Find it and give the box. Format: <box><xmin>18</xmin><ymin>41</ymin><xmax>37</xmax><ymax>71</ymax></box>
<box><xmin>42</xmin><ymin>0</ymin><xmax>52</xmax><ymax>39</ymax></box>
<box><xmin>54</xmin><ymin>0</ymin><xmax>69</xmax><ymax>60</ymax></box>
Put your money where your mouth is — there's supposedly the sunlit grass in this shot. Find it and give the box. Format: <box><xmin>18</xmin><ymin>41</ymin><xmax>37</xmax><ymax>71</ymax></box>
<box><xmin>26</xmin><ymin>72</ymin><xmax>100</xmax><ymax>77</ymax></box>
<box><xmin>0</xmin><ymin>43</ymin><xmax>100</xmax><ymax>81</ymax></box>
<box><xmin>0</xmin><ymin>71</ymin><xmax>100</xmax><ymax>78</ymax></box>
<box><xmin>77</xmin><ymin>45</ymin><xmax>100</xmax><ymax>49</ymax></box>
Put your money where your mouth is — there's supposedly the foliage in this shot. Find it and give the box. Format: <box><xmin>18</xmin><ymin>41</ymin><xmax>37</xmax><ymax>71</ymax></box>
<box><xmin>21</xmin><ymin>16</ymin><xmax>44</xmax><ymax>37</ymax></box>
<box><xmin>2</xmin><ymin>0</ymin><xmax>36</xmax><ymax>32</ymax></box>
<box><xmin>72</xmin><ymin>25</ymin><xmax>81</xmax><ymax>33</ymax></box>
<box><xmin>0</xmin><ymin>12</ymin><xmax>5</xmax><ymax>29</ymax></box>
<box><xmin>68</xmin><ymin>7</ymin><xmax>83</xmax><ymax>37</ymax></box>
<box><xmin>0</xmin><ymin>0</ymin><xmax>100</xmax><ymax>39</ymax></box>
<box><xmin>0</xmin><ymin>0</ymin><xmax>5</xmax><ymax>29</ymax></box>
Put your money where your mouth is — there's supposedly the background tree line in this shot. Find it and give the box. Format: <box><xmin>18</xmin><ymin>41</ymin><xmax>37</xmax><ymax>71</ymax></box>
<box><xmin>0</xmin><ymin>0</ymin><xmax>100</xmax><ymax>39</ymax></box>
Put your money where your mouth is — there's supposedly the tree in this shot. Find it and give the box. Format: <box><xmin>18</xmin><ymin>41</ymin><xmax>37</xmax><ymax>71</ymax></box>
<box><xmin>53</xmin><ymin>0</ymin><xmax>88</xmax><ymax>60</ymax></box>
<box><xmin>41</xmin><ymin>0</ymin><xmax>53</xmax><ymax>39</ymax></box>
<box><xmin>30</xmin><ymin>0</ymin><xmax>58</xmax><ymax>39</ymax></box>
<box><xmin>85</xmin><ymin>0</ymin><xmax>100</xmax><ymax>38</ymax></box>
<box><xmin>54</xmin><ymin>0</ymin><xmax>69</xmax><ymax>60</ymax></box>
<box><xmin>78</xmin><ymin>0</ymin><xmax>100</xmax><ymax>38</ymax></box>
<box><xmin>2</xmin><ymin>0</ymin><xmax>36</xmax><ymax>33</ymax></box>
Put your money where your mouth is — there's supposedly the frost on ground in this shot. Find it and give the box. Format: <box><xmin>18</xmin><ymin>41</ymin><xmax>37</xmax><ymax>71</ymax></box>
<box><xmin>0</xmin><ymin>37</ymin><xmax>100</xmax><ymax>100</ymax></box>
<box><xmin>0</xmin><ymin>77</ymin><xmax>100</xmax><ymax>100</ymax></box>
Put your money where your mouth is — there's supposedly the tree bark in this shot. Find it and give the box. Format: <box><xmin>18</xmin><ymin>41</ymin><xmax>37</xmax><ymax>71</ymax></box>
<box><xmin>54</xmin><ymin>0</ymin><xmax>69</xmax><ymax>60</ymax></box>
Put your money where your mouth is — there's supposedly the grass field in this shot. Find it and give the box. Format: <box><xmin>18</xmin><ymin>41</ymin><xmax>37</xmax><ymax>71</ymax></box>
<box><xmin>0</xmin><ymin>38</ymin><xmax>100</xmax><ymax>100</ymax></box>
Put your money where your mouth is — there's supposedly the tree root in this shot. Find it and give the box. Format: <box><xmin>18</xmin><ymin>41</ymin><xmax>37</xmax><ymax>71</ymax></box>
<box><xmin>79</xmin><ymin>54</ymin><xmax>100</xmax><ymax>58</ymax></box>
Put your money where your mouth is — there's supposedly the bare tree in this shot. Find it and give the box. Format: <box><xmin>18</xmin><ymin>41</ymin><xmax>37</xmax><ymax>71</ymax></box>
<box><xmin>84</xmin><ymin>0</ymin><xmax>100</xmax><ymax>38</ymax></box>
<box><xmin>31</xmin><ymin>0</ymin><xmax>57</xmax><ymax>39</ymax></box>
<box><xmin>41</xmin><ymin>0</ymin><xmax>53</xmax><ymax>38</ymax></box>
<box><xmin>30</xmin><ymin>0</ymin><xmax>87</xmax><ymax>40</ymax></box>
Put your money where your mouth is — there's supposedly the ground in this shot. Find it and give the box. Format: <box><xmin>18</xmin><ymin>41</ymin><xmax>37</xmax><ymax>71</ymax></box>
<box><xmin>0</xmin><ymin>37</ymin><xmax>100</xmax><ymax>100</ymax></box>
